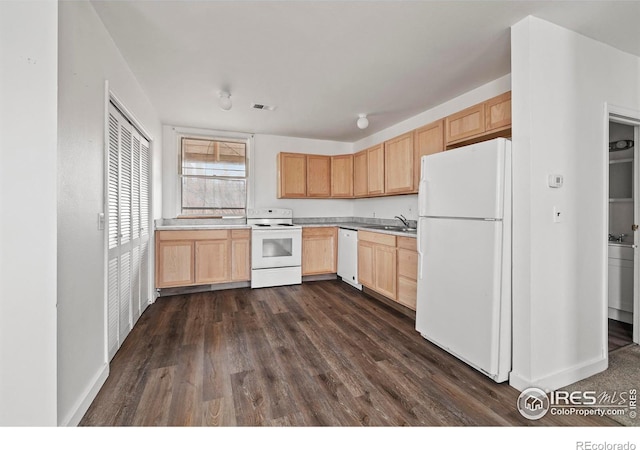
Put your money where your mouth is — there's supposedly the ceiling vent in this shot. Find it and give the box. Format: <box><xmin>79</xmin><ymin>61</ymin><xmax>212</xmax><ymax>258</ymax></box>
<box><xmin>251</xmin><ymin>103</ymin><xmax>276</xmax><ymax>111</ymax></box>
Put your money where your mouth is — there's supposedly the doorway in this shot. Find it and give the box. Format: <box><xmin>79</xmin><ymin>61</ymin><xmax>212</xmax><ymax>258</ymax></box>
<box><xmin>608</xmin><ymin>109</ymin><xmax>640</xmax><ymax>351</ymax></box>
<box><xmin>105</xmin><ymin>100</ymin><xmax>152</xmax><ymax>360</ymax></box>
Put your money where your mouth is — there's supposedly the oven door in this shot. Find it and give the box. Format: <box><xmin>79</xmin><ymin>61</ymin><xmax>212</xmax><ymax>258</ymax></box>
<box><xmin>251</xmin><ymin>228</ymin><xmax>302</xmax><ymax>269</ymax></box>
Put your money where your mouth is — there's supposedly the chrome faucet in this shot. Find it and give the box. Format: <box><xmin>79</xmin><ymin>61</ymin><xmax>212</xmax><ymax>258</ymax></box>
<box><xmin>394</xmin><ymin>215</ymin><xmax>410</xmax><ymax>227</ymax></box>
<box><xmin>617</xmin><ymin>234</ymin><xmax>627</xmax><ymax>242</ymax></box>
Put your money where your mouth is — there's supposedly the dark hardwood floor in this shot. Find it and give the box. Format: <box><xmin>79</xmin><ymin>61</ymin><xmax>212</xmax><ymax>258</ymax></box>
<box><xmin>80</xmin><ymin>280</ymin><xmax>618</xmax><ymax>426</ymax></box>
<box><xmin>609</xmin><ymin>318</ymin><xmax>634</xmax><ymax>352</ymax></box>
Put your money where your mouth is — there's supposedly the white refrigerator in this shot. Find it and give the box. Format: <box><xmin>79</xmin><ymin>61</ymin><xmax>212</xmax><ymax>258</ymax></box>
<box><xmin>415</xmin><ymin>138</ymin><xmax>511</xmax><ymax>383</ymax></box>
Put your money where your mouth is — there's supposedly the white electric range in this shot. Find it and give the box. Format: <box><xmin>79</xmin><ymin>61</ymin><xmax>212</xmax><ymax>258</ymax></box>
<box><xmin>247</xmin><ymin>208</ymin><xmax>302</xmax><ymax>288</ymax></box>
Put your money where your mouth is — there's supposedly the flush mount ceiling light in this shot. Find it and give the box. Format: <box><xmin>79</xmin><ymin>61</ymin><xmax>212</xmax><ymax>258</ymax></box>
<box><xmin>357</xmin><ymin>113</ymin><xmax>369</xmax><ymax>130</ymax></box>
<box><xmin>218</xmin><ymin>91</ymin><xmax>232</xmax><ymax>111</ymax></box>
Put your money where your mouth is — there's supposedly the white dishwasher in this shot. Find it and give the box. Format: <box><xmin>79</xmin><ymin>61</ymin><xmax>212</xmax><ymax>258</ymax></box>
<box><xmin>338</xmin><ymin>228</ymin><xmax>362</xmax><ymax>290</ymax></box>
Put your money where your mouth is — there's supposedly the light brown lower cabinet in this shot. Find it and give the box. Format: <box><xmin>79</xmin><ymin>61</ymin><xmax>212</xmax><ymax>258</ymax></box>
<box><xmin>358</xmin><ymin>231</ymin><xmax>418</xmax><ymax>310</ymax></box>
<box><xmin>358</xmin><ymin>231</ymin><xmax>397</xmax><ymax>300</ymax></box>
<box><xmin>302</xmin><ymin>227</ymin><xmax>337</xmax><ymax>275</ymax></box>
<box><xmin>230</xmin><ymin>229</ymin><xmax>251</xmax><ymax>281</ymax></box>
<box><xmin>156</xmin><ymin>228</ymin><xmax>250</xmax><ymax>288</ymax></box>
<box><xmin>195</xmin><ymin>237</ymin><xmax>229</xmax><ymax>284</ymax></box>
<box><xmin>156</xmin><ymin>239</ymin><xmax>194</xmax><ymax>288</ymax></box>
<box><xmin>396</xmin><ymin>236</ymin><xmax>418</xmax><ymax>310</ymax></box>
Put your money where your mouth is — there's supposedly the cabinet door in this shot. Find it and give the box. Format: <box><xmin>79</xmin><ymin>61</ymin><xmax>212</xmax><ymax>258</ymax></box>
<box><xmin>302</xmin><ymin>227</ymin><xmax>337</xmax><ymax>275</ymax></box>
<box><xmin>278</xmin><ymin>153</ymin><xmax>307</xmax><ymax>198</ymax></box>
<box><xmin>195</xmin><ymin>239</ymin><xmax>229</xmax><ymax>284</ymax></box>
<box><xmin>367</xmin><ymin>144</ymin><xmax>385</xmax><ymax>195</ymax></box>
<box><xmin>357</xmin><ymin>240</ymin><xmax>375</xmax><ymax>288</ymax></box>
<box><xmin>353</xmin><ymin>150</ymin><xmax>368</xmax><ymax>198</ymax></box>
<box><xmin>485</xmin><ymin>91</ymin><xmax>511</xmax><ymax>132</ymax></box>
<box><xmin>156</xmin><ymin>240</ymin><xmax>194</xmax><ymax>288</ymax></box>
<box><xmin>231</xmin><ymin>229</ymin><xmax>251</xmax><ymax>282</ymax></box>
<box><xmin>331</xmin><ymin>154</ymin><xmax>353</xmax><ymax>198</ymax></box>
<box><xmin>374</xmin><ymin>244</ymin><xmax>397</xmax><ymax>300</ymax></box>
<box><xmin>445</xmin><ymin>103</ymin><xmax>485</xmax><ymax>145</ymax></box>
<box><xmin>397</xmin><ymin>247</ymin><xmax>418</xmax><ymax>310</ymax></box>
<box><xmin>384</xmin><ymin>132</ymin><xmax>414</xmax><ymax>194</ymax></box>
<box><xmin>413</xmin><ymin>120</ymin><xmax>444</xmax><ymax>189</ymax></box>
<box><xmin>307</xmin><ymin>155</ymin><xmax>331</xmax><ymax>197</ymax></box>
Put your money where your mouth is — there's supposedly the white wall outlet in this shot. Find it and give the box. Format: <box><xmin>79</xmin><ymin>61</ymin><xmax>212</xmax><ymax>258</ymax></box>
<box><xmin>97</xmin><ymin>212</ymin><xmax>105</xmax><ymax>230</ymax></box>
<box><xmin>553</xmin><ymin>206</ymin><xmax>562</xmax><ymax>223</ymax></box>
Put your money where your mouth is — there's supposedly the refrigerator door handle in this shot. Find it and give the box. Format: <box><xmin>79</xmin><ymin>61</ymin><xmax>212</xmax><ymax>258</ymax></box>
<box><xmin>418</xmin><ymin>179</ymin><xmax>428</xmax><ymax>217</ymax></box>
<box><xmin>417</xmin><ymin>217</ymin><xmax>424</xmax><ymax>280</ymax></box>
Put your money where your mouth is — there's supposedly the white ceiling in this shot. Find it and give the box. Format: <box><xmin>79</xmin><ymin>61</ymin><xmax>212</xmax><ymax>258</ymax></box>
<box><xmin>91</xmin><ymin>1</ymin><xmax>640</xmax><ymax>142</ymax></box>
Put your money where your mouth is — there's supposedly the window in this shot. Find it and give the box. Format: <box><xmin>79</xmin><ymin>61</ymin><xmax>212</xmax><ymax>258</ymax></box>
<box><xmin>180</xmin><ymin>136</ymin><xmax>247</xmax><ymax>216</ymax></box>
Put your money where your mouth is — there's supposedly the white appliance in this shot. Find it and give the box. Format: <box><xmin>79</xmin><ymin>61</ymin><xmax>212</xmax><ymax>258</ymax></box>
<box><xmin>337</xmin><ymin>227</ymin><xmax>362</xmax><ymax>290</ymax></box>
<box><xmin>247</xmin><ymin>208</ymin><xmax>302</xmax><ymax>288</ymax></box>
<box><xmin>415</xmin><ymin>138</ymin><xmax>512</xmax><ymax>383</ymax></box>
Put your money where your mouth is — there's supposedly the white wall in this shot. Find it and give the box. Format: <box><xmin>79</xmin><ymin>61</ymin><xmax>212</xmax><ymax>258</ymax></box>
<box><xmin>161</xmin><ymin>129</ymin><xmax>354</xmax><ymax>218</ymax></box>
<box><xmin>57</xmin><ymin>1</ymin><xmax>162</xmax><ymax>426</ymax></box>
<box><xmin>351</xmin><ymin>75</ymin><xmax>512</xmax><ymax>221</ymax></box>
<box><xmin>0</xmin><ymin>1</ymin><xmax>58</xmax><ymax>426</ymax></box>
<box><xmin>510</xmin><ymin>16</ymin><xmax>640</xmax><ymax>392</ymax></box>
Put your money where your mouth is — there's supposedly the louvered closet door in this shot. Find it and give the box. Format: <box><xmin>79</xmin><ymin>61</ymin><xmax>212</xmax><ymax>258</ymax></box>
<box><xmin>107</xmin><ymin>102</ymin><xmax>151</xmax><ymax>360</ymax></box>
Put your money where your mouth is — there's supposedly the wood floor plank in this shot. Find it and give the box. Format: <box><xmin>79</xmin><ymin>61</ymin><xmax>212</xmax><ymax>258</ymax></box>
<box><xmin>167</xmin><ymin>343</ymin><xmax>204</xmax><ymax>426</ymax></box>
<box><xmin>131</xmin><ymin>366</ymin><xmax>175</xmax><ymax>426</ymax></box>
<box><xmin>81</xmin><ymin>280</ymin><xmax>620</xmax><ymax>427</ymax></box>
<box><xmin>230</xmin><ymin>369</ymin><xmax>267</xmax><ymax>426</ymax></box>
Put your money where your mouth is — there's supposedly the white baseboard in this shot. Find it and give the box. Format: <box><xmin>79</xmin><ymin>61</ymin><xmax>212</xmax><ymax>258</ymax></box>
<box><xmin>608</xmin><ymin>307</ymin><xmax>633</xmax><ymax>324</ymax></box>
<box><xmin>509</xmin><ymin>355</ymin><xmax>608</xmax><ymax>392</ymax></box>
<box><xmin>59</xmin><ymin>363</ymin><xmax>109</xmax><ymax>427</ymax></box>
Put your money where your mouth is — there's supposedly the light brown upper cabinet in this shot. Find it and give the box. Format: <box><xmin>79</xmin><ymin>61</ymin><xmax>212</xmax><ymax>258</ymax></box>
<box><xmin>367</xmin><ymin>144</ymin><xmax>385</xmax><ymax>195</ymax></box>
<box><xmin>331</xmin><ymin>154</ymin><xmax>354</xmax><ymax>198</ymax></box>
<box><xmin>353</xmin><ymin>149</ymin><xmax>368</xmax><ymax>198</ymax></box>
<box><xmin>445</xmin><ymin>91</ymin><xmax>512</xmax><ymax>148</ymax></box>
<box><xmin>484</xmin><ymin>91</ymin><xmax>511</xmax><ymax>132</ymax></box>
<box><xmin>413</xmin><ymin>119</ymin><xmax>445</xmax><ymax>190</ymax></box>
<box><xmin>277</xmin><ymin>92</ymin><xmax>510</xmax><ymax>199</ymax></box>
<box><xmin>306</xmin><ymin>154</ymin><xmax>331</xmax><ymax>197</ymax></box>
<box><xmin>278</xmin><ymin>152</ymin><xmax>307</xmax><ymax>198</ymax></box>
<box><xmin>384</xmin><ymin>132</ymin><xmax>414</xmax><ymax>194</ymax></box>
<box><xmin>445</xmin><ymin>103</ymin><xmax>485</xmax><ymax>145</ymax></box>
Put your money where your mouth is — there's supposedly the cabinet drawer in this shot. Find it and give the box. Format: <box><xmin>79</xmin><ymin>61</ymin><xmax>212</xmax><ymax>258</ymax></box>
<box><xmin>231</xmin><ymin>228</ymin><xmax>250</xmax><ymax>239</ymax></box>
<box><xmin>302</xmin><ymin>226</ymin><xmax>337</xmax><ymax>237</ymax></box>
<box><xmin>397</xmin><ymin>236</ymin><xmax>416</xmax><ymax>251</ymax></box>
<box><xmin>157</xmin><ymin>229</ymin><xmax>229</xmax><ymax>241</ymax></box>
<box><xmin>358</xmin><ymin>230</ymin><xmax>396</xmax><ymax>247</ymax></box>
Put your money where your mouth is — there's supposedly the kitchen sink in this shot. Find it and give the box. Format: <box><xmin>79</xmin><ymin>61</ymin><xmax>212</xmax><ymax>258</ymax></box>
<box><xmin>363</xmin><ymin>225</ymin><xmax>417</xmax><ymax>233</ymax></box>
